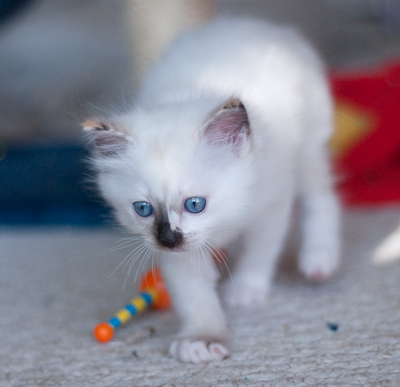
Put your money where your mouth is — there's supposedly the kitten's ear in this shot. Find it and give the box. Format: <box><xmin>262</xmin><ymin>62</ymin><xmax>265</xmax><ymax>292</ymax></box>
<box><xmin>82</xmin><ymin>119</ymin><xmax>130</xmax><ymax>157</ymax></box>
<box><xmin>202</xmin><ymin>98</ymin><xmax>251</xmax><ymax>157</ymax></box>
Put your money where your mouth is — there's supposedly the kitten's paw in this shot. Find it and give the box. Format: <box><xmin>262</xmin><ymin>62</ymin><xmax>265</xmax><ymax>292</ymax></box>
<box><xmin>169</xmin><ymin>337</ymin><xmax>229</xmax><ymax>363</ymax></box>
<box><xmin>221</xmin><ymin>278</ymin><xmax>269</xmax><ymax>306</ymax></box>
<box><xmin>299</xmin><ymin>249</ymin><xmax>339</xmax><ymax>281</ymax></box>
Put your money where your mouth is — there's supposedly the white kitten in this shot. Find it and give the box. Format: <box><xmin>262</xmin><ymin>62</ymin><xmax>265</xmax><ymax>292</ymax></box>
<box><xmin>84</xmin><ymin>17</ymin><xmax>340</xmax><ymax>363</ymax></box>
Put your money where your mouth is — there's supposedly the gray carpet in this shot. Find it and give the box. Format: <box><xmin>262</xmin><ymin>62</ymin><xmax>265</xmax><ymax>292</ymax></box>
<box><xmin>2</xmin><ymin>207</ymin><xmax>400</xmax><ymax>386</ymax></box>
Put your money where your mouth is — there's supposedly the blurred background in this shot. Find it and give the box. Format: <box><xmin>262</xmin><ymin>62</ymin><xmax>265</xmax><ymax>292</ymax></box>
<box><xmin>1</xmin><ymin>0</ymin><xmax>400</xmax><ymax>226</ymax></box>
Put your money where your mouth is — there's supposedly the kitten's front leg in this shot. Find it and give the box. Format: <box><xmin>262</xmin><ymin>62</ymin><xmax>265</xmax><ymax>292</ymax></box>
<box><xmin>160</xmin><ymin>252</ymin><xmax>229</xmax><ymax>363</ymax></box>
<box><xmin>222</xmin><ymin>200</ymin><xmax>293</xmax><ymax>306</ymax></box>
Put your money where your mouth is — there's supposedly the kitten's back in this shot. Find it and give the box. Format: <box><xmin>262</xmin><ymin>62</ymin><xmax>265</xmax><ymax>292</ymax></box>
<box><xmin>139</xmin><ymin>17</ymin><xmax>322</xmax><ymax>104</ymax></box>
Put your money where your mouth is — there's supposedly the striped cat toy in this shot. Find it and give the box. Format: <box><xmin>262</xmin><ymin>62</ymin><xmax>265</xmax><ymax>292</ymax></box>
<box><xmin>94</xmin><ymin>268</ymin><xmax>171</xmax><ymax>343</ymax></box>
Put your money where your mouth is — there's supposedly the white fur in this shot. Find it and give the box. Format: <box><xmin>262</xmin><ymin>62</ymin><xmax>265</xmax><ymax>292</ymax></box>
<box><xmin>373</xmin><ymin>222</ymin><xmax>400</xmax><ymax>264</ymax></box>
<box><xmin>86</xmin><ymin>17</ymin><xmax>340</xmax><ymax>363</ymax></box>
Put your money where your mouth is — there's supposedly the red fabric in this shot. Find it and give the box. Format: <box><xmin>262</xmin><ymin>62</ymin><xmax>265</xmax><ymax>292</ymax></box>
<box><xmin>330</xmin><ymin>62</ymin><xmax>400</xmax><ymax>205</ymax></box>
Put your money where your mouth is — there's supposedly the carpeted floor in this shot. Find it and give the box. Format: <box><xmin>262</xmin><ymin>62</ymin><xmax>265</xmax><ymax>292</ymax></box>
<box><xmin>1</xmin><ymin>207</ymin><xmax>400</xmax><ymax>386</ymax></box>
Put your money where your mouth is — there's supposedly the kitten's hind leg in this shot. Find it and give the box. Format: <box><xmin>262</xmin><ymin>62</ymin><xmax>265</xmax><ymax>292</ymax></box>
<box><xmin>222</xmin><ymin>199</ymin><xmax>293</xmax><ymax>306</ymax></box>
<box><xmin>160</xmin><ymin>252</ymin><xmax>229</xmax><ymax>363</ymax></box>
<box><xmin>298</xmin><ymin>147</ymin><xmax>341</xmax><ymax>281</ymax></box>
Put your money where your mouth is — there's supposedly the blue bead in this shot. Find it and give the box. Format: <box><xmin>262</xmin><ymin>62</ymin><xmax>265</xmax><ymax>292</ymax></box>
<box><xmin>126</xmin><ymin>304</ymin><xmax>137</xmax><ymax>315</ymax></box>
<box><xmin>141</xmin><ymin>292</ymin><xmax>153</xmax><ymax>305</ymax></box>
<box><xmin>109</xmin><ymin>317</ymin><xmax>121</xmax><ymax>328</ymax></box>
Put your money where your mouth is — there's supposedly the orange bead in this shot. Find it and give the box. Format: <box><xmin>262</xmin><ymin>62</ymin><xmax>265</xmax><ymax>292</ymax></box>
<box><xmin>139</xmin><ymin>268</ymin><xmax>171</xmax><ymax>310</ymax></box>
<box><xmin>94</xmin><ymin>322</ymin><xmax>114</xmax><ymax>343</ymax></box>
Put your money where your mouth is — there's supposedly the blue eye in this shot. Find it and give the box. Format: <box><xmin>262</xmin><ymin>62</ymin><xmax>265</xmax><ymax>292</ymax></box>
<box><xmin>133</xmin><ymin>201</ymin><xmax>154</xmax><ymax>217</ymax></box>
<box><xmin>184</xmin><ymin>197</ymin><xmax>206</xmax><ymax>214</ymax></box>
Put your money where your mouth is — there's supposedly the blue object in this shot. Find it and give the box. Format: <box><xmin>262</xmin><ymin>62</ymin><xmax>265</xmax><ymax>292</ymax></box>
<box><xmin>326</xmin><ymin>322</ymin><xmax>339</xmax><ymax>332</ymax></box>
<box><xmin>0</xmin><ymin>144</ymin><xmax>111</xmax><ymax>225</ymax></box>
<box><xmin>0</xmin><ymin>0</ymin><xmax>33</xmax><ymax>26</ymax></box>
<box><xmin>109</xmin><ymin>317</ymin><xmax>121</xmax><ymax>328</ymax></box>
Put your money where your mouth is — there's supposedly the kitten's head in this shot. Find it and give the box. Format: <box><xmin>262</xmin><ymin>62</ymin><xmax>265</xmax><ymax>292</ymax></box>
<box><xmin>84</xmin><ymin>98</ymin><xmax>256</xmax><ymax>254</ymax></box>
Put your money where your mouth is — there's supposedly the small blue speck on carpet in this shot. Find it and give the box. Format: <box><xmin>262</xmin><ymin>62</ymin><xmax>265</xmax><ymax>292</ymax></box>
<box><xmin>326</xmin><ymin>322</ymin><xmax>339</xmax><ymax>332</ymax></box>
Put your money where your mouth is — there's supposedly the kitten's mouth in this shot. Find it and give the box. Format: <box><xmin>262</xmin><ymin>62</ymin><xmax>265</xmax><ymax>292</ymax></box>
<box><xmin>161</xmin><ymin>245</ymin><xmax>186</xmax><ymax>253</ymax></box>
<box><xmin>152</xmin><ymin>240</ymin><xmax>188</xmax><ymax>254</ymax></box>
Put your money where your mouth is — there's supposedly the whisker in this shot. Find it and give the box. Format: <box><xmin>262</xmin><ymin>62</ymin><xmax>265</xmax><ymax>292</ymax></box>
<box><xmin>124</xmin><ymin>243</ymin><xmax>149</xmax><ymax>275</ymax></box>
<box><xmin>136</xmin><ymin>244</ymin><xmax>157</xmax><ymax>283</ymax></box>
<box><xmin>197</xmin><ymin>244</ymin><xmax>220</xmax><ymax>277</ymax></box>
<box><xmin>207</xmin><ymin>235</ymin><xmax>226</xmax><ymax>246</ymax></box>
<box><xmin>134</xmin><ymin>247</ymin><xmax>151</xmax><ymax>282</ymax></box>
<box><xmin>108</xmin><ymin>236</ymin><xmax>142</xmax><ymax>251</ymax></box>
<box><xmin>121</xmin><ymin>243</ymin><xmax>148</xmax><ymax>273</ymax></box>
<box><xmin>198</xmin><ymin>244</ymin><xmax>209</xmax><ymax>267</ymax></box>
<box><xmin>115</xmin><ymin>236</ymin><xmax>141</xmax><ymax>243</ymax></box>
<box><xmin>108</xmin><ymin>241</ymin><xmax>139</xmax><ymax>252</ymax></box>
<box><xmin>123</xmin><ymin>250</ymin><xmax>144</xmax><ymax>289</ymax></box>
<box><xmin>205</xmin><ymin>240</ymin><xmax>235</xmax><ymax>287</ymax></box>
<box><xmin>123</xmin><ymin>244</ymin><xmax>152</xmax><ymax>289</ymax></box>
<box><xmin>204</xmin><ymin>242</ymin><xmax>222</xmax><ymax>265</ymax></box>
<box><xmin>202</xmin><ymin>243</ymin><xmax>220</xmax><ymax>274</ymax></box>
<box><xmin>122</xmin><ymin>244</ymin><xmax>143</xmax><ymax>276</ymax></box>
<box><xmin>151</xmin><ymin>252</ymin><xmax>155</xmax><ymax>280</ymax></box>
<box><xmin>150</xmin><ymin>251</ymin><xmax>158</xmax><ymax>281</ymax></box>
<box><xmin>107</xmin><ymin>241</ymin><xmax>144</xmax><ymax>279</ymax></box>
<box><xmin>192</xmin><ymin>245</ymin><xmax>202</xmax><ymax>270</ymax></box>
<box><xmin>206</xmin><ymin>240</ymin><xmax>229</xmax><ymax>263</ymax></box>
<box><xmin>196</xmin><ymin>246</ymin><xmax>203</xmax><ymax>269</ymax></box>
<box><xmin>207</xmin><ymin>239</ymin><xmax>228</xmax><ymax>260</ymax></box>
<box><xmin>120</xmin><ymin>242</ymin><xmax>150</xmax><ymax>288</ymax></box>
<box><xmin>195</xmin><ymin>245</ymin><xmax>201</xmax><ymax>269</ymax></box>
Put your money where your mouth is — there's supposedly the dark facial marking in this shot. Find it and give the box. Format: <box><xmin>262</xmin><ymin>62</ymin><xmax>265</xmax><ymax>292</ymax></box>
<box><xmin>155</xmin><ymin>208</ymin><xmax>183</xmax><ymax>249</ymax></box>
